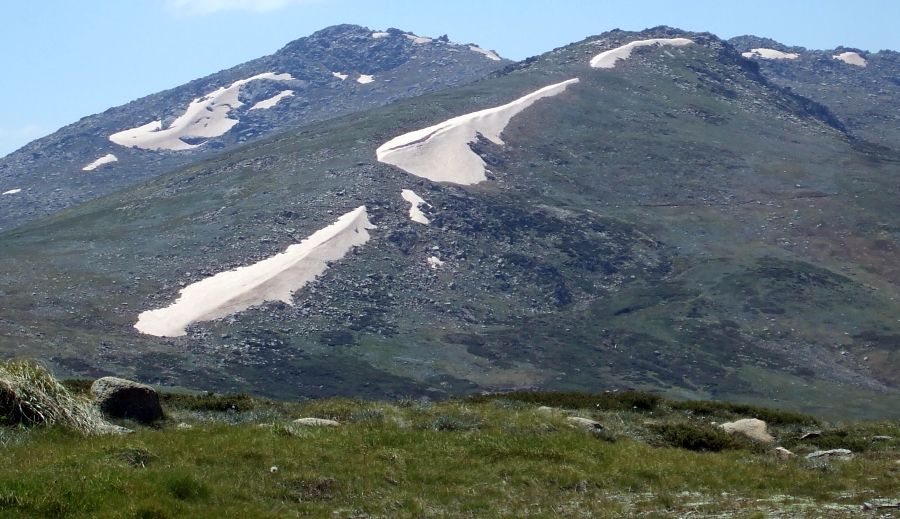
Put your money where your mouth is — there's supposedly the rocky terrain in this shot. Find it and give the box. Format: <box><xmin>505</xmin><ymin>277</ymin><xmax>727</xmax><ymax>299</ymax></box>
<box><xmin>0</xmin><ymin>26</ymin><xmax>898</xmax><ymax>419</ymax></box>
<box><xmin>0</xmin><ymin>24</ymin><xmax>508</xmax><ymax>231</ymax></box>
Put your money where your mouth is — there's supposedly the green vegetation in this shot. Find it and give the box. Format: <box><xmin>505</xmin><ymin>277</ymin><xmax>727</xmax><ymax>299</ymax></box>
<box><xmin>0</xmin><ymin>378</ymin><xmax>897</xmax><ymax>518</ymax></box>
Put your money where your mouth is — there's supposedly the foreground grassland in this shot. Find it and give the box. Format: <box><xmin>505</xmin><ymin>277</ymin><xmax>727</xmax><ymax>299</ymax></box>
<box><xmin>0</xmin><ymin>389</ymin><xmax>898</xmax><ymax>518</ymax></box>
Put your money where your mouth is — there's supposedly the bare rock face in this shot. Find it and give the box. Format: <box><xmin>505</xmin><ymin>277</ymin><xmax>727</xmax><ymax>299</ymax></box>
<box><xmin>293</xmin><ymin>417</ymin><xmax>341</xmax><ymax>427</ymax></box>
<box><xmin>720</xmin><ymin>418</ymin><xmax>775</xmax><ymax>444</ymax></box>
<box><xmin>773</xmin><ymin>447</ymin><xmax>795</xmax><ymax>460</ymax></box>
<box><xmin>806</xmin><ymin>449</ymin><xmax>854</xmax><ymax>462</ymax></box>
<box><xmin>567</xmin><ymin>416</ymin><xmax>604</xmax><ymax>431</ymax></box>
<box><xmin>91</xmin><ymin>377</ymin><xmax>163</xmax><ymax>423</ymax></box>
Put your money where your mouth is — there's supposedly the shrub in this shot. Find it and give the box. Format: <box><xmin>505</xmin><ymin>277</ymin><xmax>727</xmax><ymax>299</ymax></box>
<box><xmin>669</xmin><ymin>400</ymin><xmax>819</xmax><ymax>426</ymax></box>
<box><xmin>162</xmin><ymin>473</ymin><xmax>209</xmax><ymax>501</ymax></box>
<box><xmin>160</xmin><ymin>392</ymin><xmax>257</xmax><ymax>413</ymax></box>
<box><xmin>651</xmin><ymin>422</ymin><xmax>744</xmax><ymax>452</ymax></box>
<box><xmin>0</xmin><ymin>360</ymin><xmax>112</xmax><ymax>434</ymax></box>
<box><xmin>468</xmin><ymin>391</ymin><xmax>662</xmax><ymax>412</ymax></box>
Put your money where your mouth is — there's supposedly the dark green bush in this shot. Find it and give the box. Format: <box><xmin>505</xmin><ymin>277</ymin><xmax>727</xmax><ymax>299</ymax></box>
<box><xmin>670</xmin><ymin>400</ymin><xmax>819</xmax><ymax>426</ymax></box>
<box><xmin>651</xmin><ymin>422</ymin><xmax>745</xmax><ymax>452</ymax></box>
<box><xmin>468</xmin><ymin>391</ymin><xmax>662</xmax><ymax>412</ymax></box>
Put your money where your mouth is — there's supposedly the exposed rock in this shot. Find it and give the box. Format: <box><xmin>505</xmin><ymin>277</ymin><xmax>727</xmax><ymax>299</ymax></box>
<box><xmin>773</xmin><ymin>447</ymin><xmax>795</xmax><ymax>460</ymax></box>
<box><xmin>720</xmin><ymin>418</ymin><xmax>775</xmax><ymax>444</ymax></box>
<box><xmin>90</xmin><ymin>377</ymin><xmax>163</xmax><ymax>423</ymax></box>
<box><xmin>176</xmin><ymin>422</ymin><xmax>194</xmax><ymax>430</ymax></box>
<box><xmin>871</xmin><ymin>435</ymin><xmax>893</xmax><ymax>441</ymax></box>
<box><xmin>293</xmin><ymin>417</ymin><xmax>341</xmax><ymax>427</ymax></box>
<box><xmin>536</xmin><ymin>406</ymin><xmax>557</xmax><ymax>414</ymax></box>
<box><xmin>806</xmin><ymin>449</ymin><xmax>854</xmax><ymax>462</ymax></box>
<box><xmin>797</xmin><ymin>430</ymin><xmax>822</xmax><ymax>441</ymax></box>
<box><xmin>567</xmin><ymin>416</ymin><xmax>604</xmax><ymax>431</ymax></box>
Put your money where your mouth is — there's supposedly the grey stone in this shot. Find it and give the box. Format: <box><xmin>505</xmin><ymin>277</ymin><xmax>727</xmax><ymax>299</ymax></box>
<box><xmin>91</xmin><ymin>377</ymin><xmax>163</xmax><ymax>423</ymax></box>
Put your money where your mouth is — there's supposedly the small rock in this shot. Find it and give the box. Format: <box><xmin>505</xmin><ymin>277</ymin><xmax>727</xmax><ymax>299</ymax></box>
<box><xmin>871</xmin><ymin>435</ymin><xmax>893</xmax><ymax>442</ymax></box>
<box><xmin>720</xmin><ymin>418</ymin><xmax>775</xmax><ymax>444</ymax></box>
<box><xmin>293</xmin><ymin>417</ymin><xmax>341</xmax><ymax>427</ymax></box>
<box><xmin>567</xmin><ymin>416</ymin><xmax>603</xmax><ymax>431</ymax></box>
<box><xmin>536</xmin><ymin>406</ymin><xmax>557</xmax><ymax>414</ymax></box>
<box><xmin>773</xmin><ymin>447</ymin><xmax>795</xmax><ymax>460</ymax></box>
<box><xmin>798</xmin><ymin>430</ymin><xmax>822</xmax><ymax>441</ymax></box>
<box><xmin>176</xmin><ymin>422</ymin><xmax>193</xmax><ymax>430</ymax></box>
<box><xmin>806</xmin><ymin>449</ymin><xmax>854</xmax><ymax>461</ymax></box>
<box><xmin>91</xmin><ymin>377</ymin><xmax>163</xmax><ymax>423</ymax></box>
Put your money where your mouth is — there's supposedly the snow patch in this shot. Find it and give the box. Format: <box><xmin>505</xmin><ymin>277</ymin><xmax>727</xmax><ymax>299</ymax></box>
<box><xmin>82</xmin><ymin>153</ymin><xmax>118</xmax><ymax>171</ymax></box>
<box><xmin>405</xmin><ymin>34</ymin><xmax>432</xmax><ymax>44</ymax></box>
<box><xmin>249</xmin><ymin>90</ymin><xmax>294</xmax><ymax>110</ymax></box>
<box><xmin>332</xmin><ymin>71</ymin><xmax>348</xmax><ymax>81</ymax></box>
<box><xmin>109</xmin><ymin>72</ymin><xmax>294</xmax><ymax>151</ymax></box>
<box><xmin>2</xmin><ymin>189</ymin><xmax>22</xmax><ymax>195</ymax></box>
<box><xmin>134</xmin><ymin>206</ymin><xmax>375</xmax><ymax>337</ymax></box>
<box><xmin>833</xmin><ymin>51</ymin><xmax>867</xmax><ymax>67</ymax></box>
<box><xmin>741</xmin><ymin>48</ymin><xmax>800</xmax><ymax>60</ymax></box>
<box><xmin>376</xmin><ymin>78</ymin><xmax>579</xmax><ymax>185</ymax></box>
<box><xmin>469</xmin><ymin>45</ymin><xmax>501</xmax><ymax>61</ymax></box>
<box><xmin>357</xmin><ymin>74</ymin><xmax>375</xmax><ymax>84</ymax></box>
<box><xmin>401</xmin><ymin>189</ymin><xmax>430</xmax><ymax>225</ymax></box>
<box><xmin>590</xmin><ymin>38</ymin><xmax>694</xmax><ymax>69</ymax></box>
<box><xmin>371</xmin><ymin>32</ymin><xmax>390</xmax><ymax>39</ymax></box>
<box><xmin>427</xmin><ymin>256</ymin><xmax>444</xmax><ymax>269</ymax></box>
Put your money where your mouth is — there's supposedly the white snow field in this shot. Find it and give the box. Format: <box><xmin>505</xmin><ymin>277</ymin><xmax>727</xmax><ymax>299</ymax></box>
<box><xmin>741</xmin><ymin>48</ymin><xmax>800</xmax><ymax>60</ymax></box>
<box><xmin>357</xmin><ymin>75</ymin><xmax>375</xmax><ymax>84</ymax></box>
<box><xmin>405</xmin><ymin>34</ymin><xmax>432</xmax><ymax>44</ymax></box>
<box><xmin>82</xmin><ymin>153</ymin><xmax>118</xmax><ymax>171</ymax></box>
<box><xmin>371</xmin><ymin>32</ymin><xmax>390</xmax><ymax>39</ymax></box>
<box><xmin>469</xmin><ymin>45</ymin><xmax>501</xmax><ymax>61</ymax></box>
<box><xmin>332</xmin><ymin>72</ymin><xmax>349</xmax><ymax>81</ymax></box>
<box><xmin>109</xmin><ymin>72</ymin><xmax>294</xmax><ymax>151</ymax></box>
<box><xmin>2</xmin><ymin>189</ymin><xmax>22</xmax><ymax>195</ymax></box>
<box><xmin>833</xmin><ymin>51</ymin><xmax>867</xmax><ymax>67</ymax></box>
<box><xmin>249</xmin><ymin>90</ymin><xmax>294</xmax><ymax>110</ymax></box>
<box><xmin>134</xmin><ymin>206</ymin><xmax>375</xmax><ymax>337</ymax></box>
<box><xmin>427</xmin><ymin>256</ymin><xmax>444</xmax><ymax>269</ymax></box>
<box><xmin>590</xmin><ymin>38</ymin><xmax>694</xmax><ymax>69</ymax></box>
<box><xmin>401</xmin><ymin>189</ymin><xmax>430</xmax><ymax>224</ymax></box>
<box><xmin>376</xmin><ymin>78</ymin><xmax>579</xmax><ymax>185</ymax></box>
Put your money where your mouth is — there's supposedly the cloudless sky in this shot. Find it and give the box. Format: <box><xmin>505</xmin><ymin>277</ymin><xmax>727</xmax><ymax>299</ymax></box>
<box><xmin>1</xmin><ymin>0</ymin><xmax>898</xmax><ymax>157</ymax></box>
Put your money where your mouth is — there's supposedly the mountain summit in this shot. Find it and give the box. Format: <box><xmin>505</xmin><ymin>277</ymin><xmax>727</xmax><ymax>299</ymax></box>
<box><xmin>0</xmin><ymin>24</ymin><xmax>508</xmax><ymax>231</ymax></box>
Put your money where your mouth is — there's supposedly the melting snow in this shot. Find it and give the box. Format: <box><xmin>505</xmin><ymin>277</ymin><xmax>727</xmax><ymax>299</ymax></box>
<box><xmin>109</xmin><ymin>72</ymin><xmax>294</xmax><ymax>151</ymax></box>
<box><xmin>376</xmin><ymin>78</ymin><xmax>579</xmax><ymax>185</ymax></box>
<box><xmin>2</xmin><ymin>189</ymin><xmax>22</xmax><ymax>195</ymax></box>
<box><xmin>134</xmin><ymin>206</ymin><xmax>375</xmax><ymax>337</ymax></box>
<box><xmin>469</xmin><ymin>45</ymin><xmax>501</xmax><ymax>61</ymax></box>
<box><xmin>332</xmin><ymin>72</ymin><xmax>349</xmax><ymax>81</ymax></box>
<box><xmin>590</xmin><ymin>38</ymin><xmax>694</xmax><ymax>69</ymax></box>
<box><xmin>82</xmin><ymin>153</ymin><xmax>118</xmax><ymax>171</ymax></box>
<box><xmin>401</xmin><ymin>189</ymin><xmax>430</xmax><ymax>225</ymax></box>
<box><xmin>249</xmin><ymin>90</ymin><xmax>294</xmax><ymax>110</ymax></box>
<box><xmin>833</xmin><ymin>51</ymin><xmax>867</xmax><ymax>67</ymax></box>
<box><xmin>371</xmin><ymin>32</ymin><xmax>390</xmax><ymax>39</ymax></box>
<box><xmin>357</xmin><ymin>75</ymin><xmax>375</xmax><ymax>84</ymax></box>
<box><xmin>405</xmin><ymin>34</ymin><xmax>432</xmax><ymax>44</ymax></box>
<box><xmin>427</xmin><ymin>256</ymin><xmax>444</xmax><ymax>269</ymax></box>
<box><xmin>741</xmin><ymin>48</ymin><xmax>800</xmax><ymax>60</ymax></box>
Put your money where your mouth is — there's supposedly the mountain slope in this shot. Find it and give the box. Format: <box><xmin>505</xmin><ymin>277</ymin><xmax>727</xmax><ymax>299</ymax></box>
<box><xmin>730</xmin><ymin>35</ymin><xmax>900</xmax><ymax>152</ymax></box>
<box><xmin>0</xmin><ymin>24</ymin><xmax>508</xmax><ymax>231</ymax></box>
<box><xmin>1</xmin><ymin>27</ymin><xmax>898</xmax><ymax>419</ymax></box>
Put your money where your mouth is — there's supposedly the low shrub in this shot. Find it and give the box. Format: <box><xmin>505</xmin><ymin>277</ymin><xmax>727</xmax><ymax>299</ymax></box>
<box><xmin>468</xmin><ymin>391</ymin><xmax>662</xmax><ymax>412</ymax></box>
<box><xmin>651</xmin><ymin>422</ymin><xmax>745</xmax><ymax>452</ymax></box>
<box><xmin>670</xmin><ymin>400</ymin><xmax>819</xmax><ymax>426</ymax></box>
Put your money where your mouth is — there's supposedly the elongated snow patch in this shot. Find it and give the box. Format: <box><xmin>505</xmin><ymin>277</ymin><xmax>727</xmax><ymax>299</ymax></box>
<box><xmin>135</xmin><ymin>206</ymin><xmax>375</xmax><ymax>337</ymax></box>
<box><xmin>2</xmin><ymin>189</ymin><xmax>21</xmax><ymax>195</ymax></box>
<box><xmin>249</xmin><ymin>90</ymin><xmax>294</xmax><ymax>110</ymax></box>
<box><xmin>405</xmin><ymin>34</ymin><xmax>432</xmax><ymax>44</ymax></box>
<box><xmin>82</xmin><ymin>153</ymin><xmax>118</xmax><ymax>171</ymax></box>
<box><xmin>357</xmin><ymin>75</ymin><xmax>375</xmax><ymax>84</ymax></box>
<box><xmin>741</xmin><ymin>48</ymin><xmax>800</xmax><ymax>60</ymax></box>
<box><xmin>833</xmin><ymin>51</ymin><xmax>867</xmax><ymax>67</ymax></box>
<box><xmin>332</xmin><ymin>72</ymin><xmax>349</xmax><ymax>81</ymax></box>
<box><xmin>110</xmin><ymin>72</ymin><xmax>293</xmax><ymax>151</ymax></box>
<box><xmin>401</xmin><ymin>189</ymin><xmax>430</xmax><ymax>224</ymax></box>
<box><xmin>469</xmin><ymin>45</ymin><xmax>501</xmax><ymax>61</ymax></box>
<box><xmin>590</xmin><ymin>38</ymin><xmax>693</xmax><ymax>68</ymax></box>
<box><xmin>376</xmin><ymin>78</ymin><xmax>579</xmax><ymax>185</ymax></box>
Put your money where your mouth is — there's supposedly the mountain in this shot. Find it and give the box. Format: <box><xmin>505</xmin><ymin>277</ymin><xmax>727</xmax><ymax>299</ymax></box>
<box><xmin>0</xmin><ymin>24</ymin><xmax>508</xmax><ymax>231</ymax></box>
<box><xmin>729</xmin><ymin>35</ymin><xmax>900</xmax><ymax>152</ymax></box>
<box><xmin>1</xmin><ymin>26</ymin><xmax>898</xmax><ymax>419</ymax></box>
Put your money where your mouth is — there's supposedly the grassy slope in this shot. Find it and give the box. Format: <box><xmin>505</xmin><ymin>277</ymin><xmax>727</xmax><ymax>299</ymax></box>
<box><xmin>0</xmin><ymin>390</ymin><xmax>897</xmax><ymax>518</ymax></box>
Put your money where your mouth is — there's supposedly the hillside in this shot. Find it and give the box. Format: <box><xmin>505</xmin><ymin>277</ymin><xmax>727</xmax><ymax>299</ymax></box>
<box><xmin>0</xmin><ymin>26</ymin><xmax>898</xmax><ymax>419</ymax></box>
<box><xmin>0</xmin><ymin>24</ymin><xmax>508</xmax><ymax>231</ymax></box>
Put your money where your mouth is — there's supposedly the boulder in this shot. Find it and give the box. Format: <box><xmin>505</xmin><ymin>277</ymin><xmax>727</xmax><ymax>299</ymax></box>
<box><xmin>773</xmin><ymin>447</ymin><xmax>795</xmax><ymax>460</ymax></box>
<box><xmin>720</xmin><ymin>418</ymin><xmax>775</xmax><ymax>444</ymax></box>
<box><xmin>293</xmin><ymin>417</ymin><xmax>340</xmax><ymax>427</ymax></box>
<box><xmin>566</xmin><ymin>416</ymin><xmax>604</xmax><ymax>431</ymax></box>
<box><xmin>91</xmin><ymin>377</ymin><xmax>163</xmax><ymax>423</ymax></box>
<box><xmin>806</xmin><ymin>449</ymin><xmax>854</xmax><ymax>462</ymax></box>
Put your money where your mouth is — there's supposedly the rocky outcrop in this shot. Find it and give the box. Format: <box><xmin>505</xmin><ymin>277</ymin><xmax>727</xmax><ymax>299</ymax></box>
<box><xmin>720</xmin><ymin>418</ymin><xmax>775</xmax><ymax>444</ymax></box>
<box><xmin>293</xmin><ymin>417</ymin><xmax>341</xmax><ymax>427</ymax></box>
<box><xmin>91</xmin><ymin>377</ymin><xmax>163</xmax><ymax>423</ymax></box>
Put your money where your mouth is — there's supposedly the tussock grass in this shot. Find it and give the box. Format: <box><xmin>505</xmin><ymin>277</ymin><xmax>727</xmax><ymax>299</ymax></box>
<box><xmin>0</xmin><ymin>360</ymin><xmax>112</xmax><ymax>435</ymax></box>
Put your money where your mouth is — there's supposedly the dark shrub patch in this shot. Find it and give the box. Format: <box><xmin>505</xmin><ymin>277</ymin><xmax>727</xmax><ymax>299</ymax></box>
<box><xmin>651</xmin><ymin>422</ymin><xmax>744</xmax><ymax>452</ymax></box>
<box><xmin>670</xmin><ymin>400</ymin><xmax>819</xmax><ymax>426</ymax></box>
<box><xmin>468</xmin><ymin>391</ymin><xmax>662</xmax><ymax>412</ymax></box>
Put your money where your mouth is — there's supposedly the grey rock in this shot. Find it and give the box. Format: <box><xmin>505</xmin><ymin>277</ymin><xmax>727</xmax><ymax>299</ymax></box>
<box><xmin>721</xmin><ymin>418</ymin><xmax>775</xmax><ymax>444</ymax></box>
<box><xmin>293</xmin><ymin>417</ymin><xmax>341</xmax><ymax>427</ymax></box>
<box><xmin>91</xmin><ymin>377</ymin><xmax>163</xmax><ymax>423</ymax></box>
<box><xmin>806</xmin><ymin>449</ymin><xmax>854</xmax><ymax>461</ymax></box>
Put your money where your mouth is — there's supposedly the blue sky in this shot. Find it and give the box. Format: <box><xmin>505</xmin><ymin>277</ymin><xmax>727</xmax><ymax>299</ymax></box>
<box><xmin>1</xmin><ymin>0</ymin><xmax>898</xmax><ymax>157</ymax></box>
